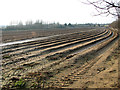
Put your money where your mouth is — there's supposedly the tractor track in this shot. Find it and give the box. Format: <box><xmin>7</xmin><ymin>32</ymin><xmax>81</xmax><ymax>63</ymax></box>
<box><xmin>2</xmin><ymin>29</ymin><xmax>108</xmax><ymax>68</ymax></box>
<box><xmin>2</xmin><ymin>28</ymin><xmax>118</xmax><ymax>88</ymax></box>
<box><xmin>45</xmin><ymin>30</ymin><xmax>118</xmax><ymax>88</ymax></box>
<box><xmin>2</xmin><ymin>29</ymin><xmax>104</xmax><ymax>54</ymax></box>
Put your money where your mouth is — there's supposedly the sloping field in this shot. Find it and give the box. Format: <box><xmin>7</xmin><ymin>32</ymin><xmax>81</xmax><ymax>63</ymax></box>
<box><xmin>1</xmin><ymin>28</ymin><xmax>118</xmax><ymax>89</ymax></box>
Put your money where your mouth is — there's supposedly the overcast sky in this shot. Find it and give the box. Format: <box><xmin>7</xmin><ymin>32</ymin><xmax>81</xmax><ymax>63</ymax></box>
<box><xmin>0</xmin><ymin>0</ymin><xmax>116</xmax><ymax>25</ymax></box>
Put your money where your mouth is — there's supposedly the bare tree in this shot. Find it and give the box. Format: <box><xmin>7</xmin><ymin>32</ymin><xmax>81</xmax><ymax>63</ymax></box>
<box><xmin>84</xmin><ymin>0</ymin><xmax>120</xmax><ymax>18</ymax></box>
<box><xmin>83</xmin><ymin>0</ymin><xmax>120</xmax><ymax>32</ymax></box>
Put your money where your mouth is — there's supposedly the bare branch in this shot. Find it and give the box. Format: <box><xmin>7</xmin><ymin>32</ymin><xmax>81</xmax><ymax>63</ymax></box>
<box><xmin>85</xmin><ymin>0</ymin><xmax>120</xmax><ymax>18</ymax></box>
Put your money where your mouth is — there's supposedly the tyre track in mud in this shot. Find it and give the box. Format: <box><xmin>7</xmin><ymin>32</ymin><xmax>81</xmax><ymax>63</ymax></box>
<box><xmin>2</xmin><ymin>29</ymin><xmax>109</xmax><ymax>69</ymax></box>
<box><xmin>2</xmin><ymin>29</ymin><xmax>101</xmax><ymax>51</ymax></box>
<box><xmin>2</xmin><ymin>29</ymin><xmax>107</xmax><ymax>66</ymax></box>
<box><xmin>1</xmin><ymin>29</ymin><xmax>109</xmax><ymax>72</ymax></box>
<box><xmin>44</xmin><ymin>30</ymin><xmax>118</xmax><ymax>88</ymax></box>
<box><xmin>2</xmin><ymin>29</ymin><xmax>104</xmax><ymax>54</ymax></box>
<box><xmin>2</xmin><ymin>29</ymin><xmax>118</xmax><ymax>88</ymax></box>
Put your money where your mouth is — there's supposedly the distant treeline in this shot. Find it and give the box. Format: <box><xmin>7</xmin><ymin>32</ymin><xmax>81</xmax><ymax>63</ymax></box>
<box><xmin>2</xmin><ymin>20</ymin><xmax>108</xmax><ymax>30</ymax></box>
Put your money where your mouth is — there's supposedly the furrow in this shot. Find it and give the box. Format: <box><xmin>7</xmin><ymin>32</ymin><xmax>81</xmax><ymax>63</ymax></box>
<box><xmin>2</xmin><ymin>31</ymin><xmax>92</xmax><ymax>50</ymax></box>
<box><xmin>2</xmin><ymin>30</ymin><xmax>107</xmax><ymax>64</ymax></box>
<box><xmin>46</xmin><ymin>30</ymin><xmax>118</xmax><ymax>88</ymax></box>
<box><xmin>2</xmin><ymin>30</ymin><xmax>109</xmax><ymax>67</ymax></box>
<box><xmin>2</xmin><ymin>29</ymin><xmax>104</xmax><ymax>52</ymax></box>
<box><xmin>2</xmin><ymin>30</ymin><xmax>112</xmax><ymax>75</ymax></box>
<box><xmin>2</xmin><ymin>30</ymin><xmax>104</xmax><ymax>54</ymax></box>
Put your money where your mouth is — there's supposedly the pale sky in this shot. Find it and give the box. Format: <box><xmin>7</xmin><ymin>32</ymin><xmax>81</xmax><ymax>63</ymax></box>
<box><xmin>0</xmin><ymin>0</ymin><xmax>116</xmax><ymax>25</ymax></box>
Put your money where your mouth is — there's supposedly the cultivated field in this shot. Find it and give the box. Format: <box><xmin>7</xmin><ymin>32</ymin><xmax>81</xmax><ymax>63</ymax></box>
<box><xmin>2</xmin><ymin>28</ymin><xmax>93</xmax><ymax>43</ymax></box>
<box><xmin>1</xmin><ymin>28</ymin><xmax>119</xmax><ymax>89</ymax></box>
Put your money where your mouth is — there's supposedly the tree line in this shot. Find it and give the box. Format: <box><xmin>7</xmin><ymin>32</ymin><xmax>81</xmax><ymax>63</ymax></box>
<box><xmin>2</xmin><ymin>20</ymin><xmax>107</xmax><ymax>30</ymax></box>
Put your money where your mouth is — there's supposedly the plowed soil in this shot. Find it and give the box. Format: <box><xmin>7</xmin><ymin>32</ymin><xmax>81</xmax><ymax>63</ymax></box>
<box><xmin>1</xmin><ymin>28</ymin><xmax>119</xmax><ymax>89</ymax></box>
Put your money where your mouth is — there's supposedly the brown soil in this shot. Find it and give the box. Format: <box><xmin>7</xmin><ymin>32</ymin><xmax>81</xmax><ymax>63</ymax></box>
<box><xmin>2</xmin><ymin>28</ymin><xmax>93</xmax><ymax>43</ymax></box>
<box><xmin>68</xmin><ymin>39</ymin><xmax>119</xmax><ymax>88</ymax></box>
<box><xmin>1</xmin><ymin>28</ymin><xmax>119</xmax><ymax>89</ymax></box>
